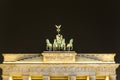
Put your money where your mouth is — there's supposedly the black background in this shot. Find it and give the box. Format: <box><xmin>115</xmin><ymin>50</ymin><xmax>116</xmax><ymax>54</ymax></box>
<box><xmin>0</xmin><ymin>0</ymin><xmax>120</xmax><ymax>80</ymax></box>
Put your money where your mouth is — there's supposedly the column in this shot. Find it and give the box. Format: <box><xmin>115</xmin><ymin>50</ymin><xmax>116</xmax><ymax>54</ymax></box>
<box><xmin>90</xmin><ymin>76</ymin><xmax>96</xmax><ymax>80</ymax></box>
<box><xmin>86</xmin><ymin>76</ymin><xmax>90</xmax><ymax>80</ymax></box>
<box><xmin>43</xmin><ymin>76</ymin><xmax>50</xmax><ymax>80</ymax></box>
<box><xmin>2</xmin><ymin>75</ymin><xmax>10</xmax><ymax>80</ymax></box>
<box><xmin>23</xmin><ymin>76</ymin><xmax>31</xmax><ymax>80</ymax></box>
<box><xmin>105</xmin><ymin>76</ymin><xmax>110</xmax><ymax>80</ymax></box>
<box><xmin>70</xmin><ymin>76</ymin><xmax>76</xmax><ymax>80</ymax></box>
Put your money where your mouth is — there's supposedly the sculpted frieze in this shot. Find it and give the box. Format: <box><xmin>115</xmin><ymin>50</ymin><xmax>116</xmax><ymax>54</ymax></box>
<box><xmin>2</xmin><ymin>64</ymin><xmax>118</xmax><ymax>76</ymax></box>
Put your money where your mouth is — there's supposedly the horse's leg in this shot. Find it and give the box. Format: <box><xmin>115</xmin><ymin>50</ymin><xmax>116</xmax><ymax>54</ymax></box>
<box><xmin>49</xmin><ymin>46</ymin><xmax>52</xmax><ymax>51</ymax></box>
<box><xmin>63</xmin><ymin>45</ymin><xmax>64</xmax><ymax>50</ymax></box>
<box><xmin>71</xmin><ymin>46</ymin><xmax>73</xmax><ymax>50</ymax></box>
<box><xmin>48</xmin><ymin>47</ymin><xmax>50</xmax><ymax>51</ymax></box>
<box><xmin>69</xmin><ymin>47</ymin><xmax>70</xmax><ymax>51</ymax></box>
<box><xmin>54</xmin><ymin>46</ymin><xmax>56</xmax><ymax>51</ymax></box>
<box><xmin>53</xmin><ymin>46</ymin><xmax>54</xmax><ymax>51</ymax></box>
<box><xmin>51</xmin><ymin>44</ymin><xmax>53</xmax><ymax>51</ymax></box>
<box><xmin>54</xmin><ymin>45</ymin><xmax>56</xmax><ymax>51</ymax></box>
<box><xmin>67</xmin><ymin>47</ymin><xmax>69</xmax><ymax>51</ymax></box>
<box><xmin>61</xmin><ymin>45</ymin><xmax>63</xmax><ymax>50</ymax></box>
<box><xmin>58</xmin><ymin>45</ymin><xmax>60</xmax><ymax>51</ymax></box>
<box><xmin>65</xmin><ymin>44</ymin><xmax>66</xmax><ymax>50</ymax></box>
<box><xmin>71</xmin><ymin>45</ymin><xmax>73</xmax><ymax>50</ymax></box>
<box><xmin>46</xmin><ymin>46</ymin><xmax>48</xmax><ymax>50</ymax></box>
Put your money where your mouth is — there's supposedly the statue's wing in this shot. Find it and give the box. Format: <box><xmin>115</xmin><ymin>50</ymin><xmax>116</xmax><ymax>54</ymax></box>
<box><xmin>55</xmin><ymin>25</ymin><xmax>61</xmax><ymax>28</ymax></box>
<box><xmin>58</xmin><ymin>25</ymin><xmax>61</xmax><ymax>28</ymax></box>
<box><xmin>55</xmin><ymin>25</ymin><xmax>58</xmax><ymax>28</ymax></box>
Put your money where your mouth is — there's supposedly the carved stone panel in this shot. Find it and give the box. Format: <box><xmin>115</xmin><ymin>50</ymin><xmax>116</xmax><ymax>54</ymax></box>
<box><xmin>42</xmin><ymin>52</ymin><xmax>77</xmax><ymax>63</ymax></box>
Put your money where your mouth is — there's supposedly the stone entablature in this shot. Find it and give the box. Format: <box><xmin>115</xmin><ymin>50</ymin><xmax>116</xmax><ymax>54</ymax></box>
<box><xmin>0</xmin><ymin>63</ymin><xmax>119</xmax><ymax>76</ymax></box>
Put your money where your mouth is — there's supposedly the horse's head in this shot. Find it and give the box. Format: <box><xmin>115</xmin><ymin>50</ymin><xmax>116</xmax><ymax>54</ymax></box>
<box><xmin>70</xmin><ymin>38</ymin><xmax>73</xmax><ymax>43</ymax></box>
<box><xmin>46</xmin><ymin>39</ymin><xmax>50</xmax><ymax>43</ymax></box>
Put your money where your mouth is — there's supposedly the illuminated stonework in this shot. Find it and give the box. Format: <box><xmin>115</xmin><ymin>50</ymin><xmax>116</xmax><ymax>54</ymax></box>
<box><xmin>0</xmin><ymin>52</ymin><xmax>119</xmax><ymax>80</ymax></box>
<box><xmin>42</xmin><ymin>51</ymin><xmax>77</xmax><ymax>63</ymax></box>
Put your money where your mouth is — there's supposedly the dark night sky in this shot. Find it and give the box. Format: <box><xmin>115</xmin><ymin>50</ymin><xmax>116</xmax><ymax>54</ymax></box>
<box><xmin>0</xmin><ymin>0</ymin><xmax>120</xmax><ymax>79</ymax></box>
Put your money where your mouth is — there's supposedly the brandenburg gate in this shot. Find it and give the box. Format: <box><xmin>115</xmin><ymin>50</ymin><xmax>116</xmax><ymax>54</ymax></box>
<box><xmin>0</xmin><ymin>25</ymin><xmax>119</xmax><ymax>80</ymax></box>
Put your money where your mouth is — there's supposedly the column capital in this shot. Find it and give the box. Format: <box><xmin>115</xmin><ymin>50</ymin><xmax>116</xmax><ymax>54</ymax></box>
<box><xmin>86</xmin><ymin>76</ymin><xmax>90</xmax><ymax>80</ymax></box>
<box><xmin>23</xmin><ymin>76</ymin><xmax>30</xmax><ymax>80</ymax></box>
<box><xmin>90</xmin><ymin>76</ymin><xmax>96</xmax><ymax>80</ymax></box>
<box><xmin>43</xmin><ymin>76</ymin><xmax>50</xmax><ymax>80</ymax></box>
<box><xmin>70</xmin><ymin>76</ymin><xmax>76</xmax><ymax>80</ymax></box>
<box><xmin>2</xmin><ymin>75</ymin><xmax>12</xmax><ymax>80</ymax></box>
<box><xmin>110</xmin><ymin>75</ymin><xmax>116</xmax><ymax>80</ymax></box>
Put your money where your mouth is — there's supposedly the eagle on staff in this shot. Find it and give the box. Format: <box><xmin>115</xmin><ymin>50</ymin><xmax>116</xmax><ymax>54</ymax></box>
<box><xmin>55</xmin><ymin>25</ymin><xmax>61</xmax><ymax>34</ymax></box>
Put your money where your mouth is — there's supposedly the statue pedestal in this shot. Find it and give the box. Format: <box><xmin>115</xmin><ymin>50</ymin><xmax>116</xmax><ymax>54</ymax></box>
<box><xmin>42</xmin><ymin>51</ymin><xmax>77</xmax><ymax>63</ymax></box>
